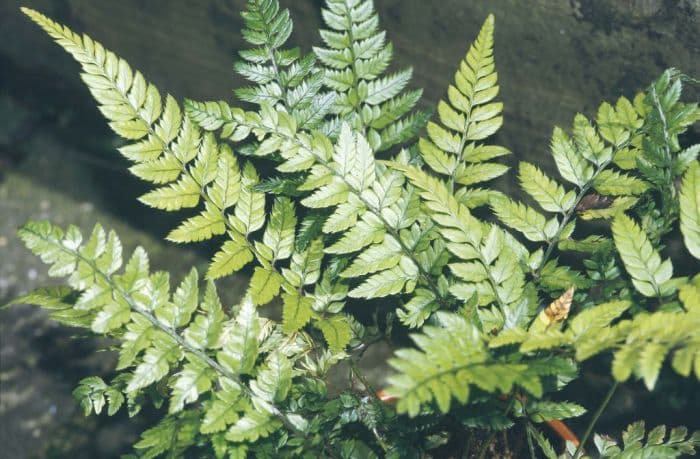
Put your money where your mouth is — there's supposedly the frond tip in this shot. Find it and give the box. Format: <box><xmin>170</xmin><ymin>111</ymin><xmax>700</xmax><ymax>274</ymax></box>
<box><xmin>418</xmin><ymin>14</ymin><xmax>509</xmax><ymax>193</ymax></box>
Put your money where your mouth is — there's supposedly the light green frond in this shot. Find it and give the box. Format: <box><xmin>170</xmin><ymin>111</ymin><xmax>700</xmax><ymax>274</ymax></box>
<box><xmin>226</xmin><ymin>409</ymin><xmax>281</xmax><ymax>443</ymax></box>
<box><xmin>184</xmin><ymin>282</ymin><xmax>224</xmax><ymax>351</ymax></box>
<box><xmin>593</xmin><ymin>169</ymin><xmax>649</xmax><ymax>196</ymax></box>
<box><xmin>281</xmin><ymin>293</ymin><xmax>314</xmax><ymax>334</ymax></box>
<box><xmin>128</xmin><ymin>338</ymin><xmax>180</xmax><ymax>393</ymax></box>
<box><xmin>206</xmin><ymin>234</ymin><xmax>255</xmax><ymax>280</ymax></box>
<box><xmin>233</xmin><ymin>162</ymin><xmax>267</xmax><ymax>236</ymax></box>
<box><xmin>20</xmin><ymin>9</ymin><xmax>280</xmax><ymax>287</ymax></box>
<box><xmin>246</xmin><ymin>267</ymin><xmax>283</xmax><ymax>306</ymax></box>
<box><xmin>348</xmin><ymin>257</ymin><xmax>418</xmax><ymax>298</ymax></box>
<box><xmin>550</xmin><ymin>127</ymin><xmax>594</xmax><ymax>187</ymax></box>
<box><xmin>316</xmin><ymin>314</ymin><xmax>353</xmax><ymax>353</ymax></box>
<box><xmin>594</xmin><ymin>421</ymin><xmax>700</xmax><ymax>458</ymax></box>
<box><xmin>217</xmin><ymin>298</ymin><xmax>260</xmax><ymax>375</ymax></box>
<box><xmin>134</xmin><ymin>412</ymin><xmax>199</xmax><ymax>459</ymax></box>
<box><xmin>612</xmin><ymin>213</ymin><xmax>673</xmax><ymax>297</ymax></box>
<box><xmin>169</xmin><ymin>357</ymin><xmax>213</xmax><ymax>413</ymax></box>
<box><xmin>491</xmin><ymin>196</ymin><xmax>558</xmax><ymax>242</ymax></box>
<box><xmin>386</xmin><ymin>313</ymin><xmax>531</xmax><ymax>417</ymax></box>
<box><xmin>315</xmin><ymin>0</ymin><xmax>426</xmax><ymax>149</ymax></box>
<box><xmin>396</xmin><ymin>288</ymin><xmax>439</xmax><ymax>328</ymax></box>
<box><xmin>201</xmin><ymin>379</ymin><xmax>242</xmax><ymax>434</ymax></box>
<box><xmin>250</xmin><ymin>351</ymin><xmax>293</xmax><ymax>403</ymax></box>
<box><xmin>680</xmin><ymin>161</ymin><xmax>700</xmax><ymax>258</ymax></box>
<box><xmin>519</xmin><ymin>162</ymin><xmax>576</xmax><ymax>213</ymax></box>
<box><xmin>573</xmin><ymin>113</ymin><xmax>613</xmax><ymax>166</ymax></box>
<box><xmin>234</xmin><ymin>0</ymin><xmax>334</xmax><ymax>128</ymax></box>
<box><xmin>156</xmin><ymin>268</ymin><xmax>199</xmax><ymax>329</ymax></box>
<box><xmin>418</xmin><ymin>14</ymin><xmax>507</xmax><ymax>191</ymax></box>
<box><xmin>167</xmin><ymin>204</ymin><xmax>226</xmax><ymax>243</ymax></box>
<box><xmin>260</xmin><ymin>197</ymin><xmax>297</xmax><ymax>262</ymax></box>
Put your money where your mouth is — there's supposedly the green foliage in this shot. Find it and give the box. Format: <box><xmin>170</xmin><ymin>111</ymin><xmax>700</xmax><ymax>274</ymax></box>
<box><xmin>418</xmin><ymin>14</ymin><xmax>509</xmax><ymax>194</ymax></box>
<box><xmin>612</xmin><ymin>213</ymin><xmax>673</xmax><ymax>297</ymax></box>
<box><xmin>10</xmin><ymin>3</ymin><xmax>700</xmax><ymax>458</ymax></box>
<box><xmin>315</xmin><ymin>0</ymin><xmax>429</xmax><ymax>150</ymax></box>
<box><xmin>234</xmin><ymin>0</ymin><xmax>334</xmax><ymax>131</ymax></box>
<box><xmin>594</xmin><ymin>421</ymin><xmax>700</xmax><ymax>458</ymax></box>
<box><xmin>680</xmin><ymin>161</ymin><xmax>700</xmax><ymax>258</ymax></box>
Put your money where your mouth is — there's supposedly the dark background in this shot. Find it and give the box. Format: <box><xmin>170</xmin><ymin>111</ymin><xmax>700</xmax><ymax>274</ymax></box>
<box><xmin>1</xmin><ymin>0</ymin><xmax>699</xmax><ymax>457</ymax></box>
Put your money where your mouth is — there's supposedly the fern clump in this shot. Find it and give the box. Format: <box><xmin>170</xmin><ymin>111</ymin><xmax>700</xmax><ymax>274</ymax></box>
<box><xmin>5</xmin><ymin>1</ymin><xmax>700</xmax><ymax>457</ymax></box>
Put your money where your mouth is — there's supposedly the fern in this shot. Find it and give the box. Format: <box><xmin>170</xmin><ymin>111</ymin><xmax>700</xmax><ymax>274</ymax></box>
<box><xmin>234</xmin><ymin>0</ymin><xmax>335</xmax><ymax>131</ymax></box>
<box><xmin>680</xmin><ymin>161</ymin><xmax>700</xmax><ymax>258</ymax></box>
<box><xmin>594</xmin><ymin>421</ymin><xmax>700</xmax><ymax>458</ymax></box>
<box><xmin>315</xmin><ymin>0</ymin><xmax>429</xmax><ymax>150</ymax></box>
<box><xmin>9</xmin><ymin>3</ymin><xmax>700</xmax><ymax>458</ymax></box>
<box><xmin>386</xmin><ymin>312</ymin><xmax>541</xmax><ymax>417</ymax></box>
<box><xmin>418</xmin><ymin>14</ymin><xmax>509</xmax><ymax>196</ymax></box>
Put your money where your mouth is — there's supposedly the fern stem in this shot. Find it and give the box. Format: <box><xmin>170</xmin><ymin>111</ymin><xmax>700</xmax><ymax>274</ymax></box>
<box><xmin>525</xmin><ymin>421</ymin><xmax>537</xmax><ymax>459</ymax></box>
<box><xmin>573</xmin><ymin>380</ymin><xmax>619</xmax><ymax>459</ymax></box>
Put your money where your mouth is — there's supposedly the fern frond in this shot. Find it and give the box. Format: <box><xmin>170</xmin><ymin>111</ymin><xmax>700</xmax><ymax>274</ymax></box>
<box><xmin>235</xmin><ymin>0</ymin><xmax>334</xmax><ymax>129</ymax></box>
<box><xmin>314</xmin><ymin>0</ymin><xmax>428</xmax><ymax>150</ymax></box>
<box><xmin>386</xmin><ymin>312</ymin><xmax>543</xmax><ymax>417</ymax></box>
<box><xmin>14</xmin><ymin>220</ymin><xmax>313</xmax><ymax>444</ymax></box>
<box><xmin>612</xmin><ymin>213</ymin><xmax>673</xmax><ymax>297</ymax></box>
<box><xmin>680</xmin><ymin>161</ymin><xmax>700</xmax><ymax>259</ymax></box>
<box><xmin>394</xmin><ymin>163</ymin><xmax>533</xmax><ymax>326</ymax></box>
<box><xmin>594</xmin><ymin>421</ymin><xmax>700</xmax><ymax>458</ymax></box>
<box><xmin>418</xmin><ymin>15</ymin><xmax>508</xmax><ymax>194</ymax></box>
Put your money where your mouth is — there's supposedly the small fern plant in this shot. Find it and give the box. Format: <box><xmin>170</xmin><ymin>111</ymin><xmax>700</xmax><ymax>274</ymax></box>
<box><xmin>5</xmin><ymin>1</ymin><xmax>700</xmax><ymax>457</ymax></box>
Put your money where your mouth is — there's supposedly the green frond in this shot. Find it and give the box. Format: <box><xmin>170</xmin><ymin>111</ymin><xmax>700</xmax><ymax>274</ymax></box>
<box><xmin>491</xmin><ymin>195</ymin><xmax>559</xmax><ymax>242</ymax></box>
<box><xmin>386</xmin><ymin>313</ymin><xmax>533</xmax><ymax>417</ymax></box>
<box><xmin>680</xmin><ymin>161</ymin><xmax>700</xmax><ymax>258</ymax></box>
<box><xmin>530</xmin><ymin>426</ymin><xmax>558</xmax><ymax>459</ymax></box>
<box><xmin>206</xmin><ymin>234</ymin><xmax>254</xmax><ymax>280</ymax></box>
<box><xmin>550</xmin><ymin>127</ymin><xmax>595</xmax><ymax>187</ymax></box>
<box><xmin>594</xmin><ymin>421</ymin><xmax>700</xmax><ymax>458</ymax></box>
<box><xmin>226</xmin><ymin>409</ymin><xmax>281</xmax><ymax>443</ymax></box>
<box><xmin>184</xmin><ymin>282</ymin><xmax>224</xmax><ymax>350</ymax></box>
<box><xmin>134</xmin><ymin>412</ymin><xmax>199</xmax><ymax>459</ymax></box>
<box><xmin>217</xmin><ymin>298</ymin><xmax>260</xmax><ymax>375</ymax></box>
<box><xmin>316</xmin><ymin>314</ymin><xmax>353</xmax><ymax>353</ymax></box>
<box><xmin>418</xmin><ymin>15</ymin><xmax>508</xmax><ymax>191</ymax></box>
<box><xmin>169</xmin><ymin>357</ymin><xmax>213</xmax><ymax>413</ymax></box>
<box><xmin>201</xmin><ymin>379</ymin><xmax>242</xmax><ymax>434</ymax></box>
<box><xmin>250</xmin><ymin>351</ymin><xmax>293</xmax><ymax>403</ymax></box>
<box><xmin>519</xmin><ymin>162</ymin><xmax>577</xmax><ymax>213</ymax></box>
<box><xmin>281</xmin><ymin>293</ymin><xmax>314</xmax><ymax>334</ymax></box>
<box><xmin>73</xmin><ymin>376</ymin><xmax>125</xmax><ymax>416</ymax></box>
<box><xmin>234</xmin><ymin>0</ymin><xmax>334</xmax><ymax>129</ymax></box>
<box><xmin>246</xmin><ymin>267</ymin><xmax>283</xmax><ymax>306</ymax></box>
<box><xmin>20</xmin><ymin>9</ymin><xmax>281</xmax><ymax>287</ymax></box>
<box><xmin>592</xmin><ymin>169</ymin><xmax>649</xmax><ymax>196</ymax></box>
<box><xmin>612</xmin><ymin>213</ymin><xmax>673</xmax><ymax>297</ymax></box>
<box><xmin>526</xmin><ymin>400</ymin><xmax>586</xmax><ymax>423</ymax></box>
<box><xmin>315</xmin><ymin>0</ymin><xmax>427</xmax><ymax>150</ymax></box>
<box><xmin>17</xmin><ymin>4</ymin><xmax>700</xmax><ymax>457</ymax></box>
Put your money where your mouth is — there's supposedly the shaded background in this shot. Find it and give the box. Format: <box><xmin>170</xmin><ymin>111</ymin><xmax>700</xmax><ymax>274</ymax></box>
<box><xmin>1</xmin><ymin>0</ymin><xmax>699</xmax><ymax>457</ymax></box>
